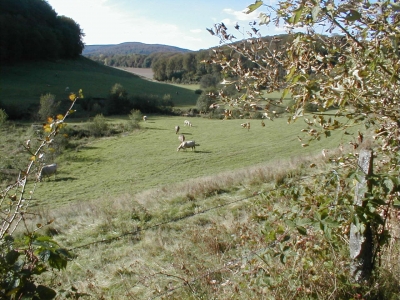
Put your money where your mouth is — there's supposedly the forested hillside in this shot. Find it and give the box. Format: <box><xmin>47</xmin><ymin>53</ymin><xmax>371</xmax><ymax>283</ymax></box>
<box><xmin>83</xmin><ymin>42</ymin><xmax>190</xmax><ymax>56</ymax></box>
<box><xmin>0</xmin><ymin>0</ymin><xmax>84</xmax><ymax>64</ymax></box>
<box><xmin>83</xmin><ymin>34</ymin><xmax>300</xmax><ymax>83</ymax></box>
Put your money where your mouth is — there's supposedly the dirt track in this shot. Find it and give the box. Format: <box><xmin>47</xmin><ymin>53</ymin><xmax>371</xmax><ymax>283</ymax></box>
<box><xmin>115</xmin><ymin>67</ymin><xmax>154</xmax><ymax>80</ymax></box>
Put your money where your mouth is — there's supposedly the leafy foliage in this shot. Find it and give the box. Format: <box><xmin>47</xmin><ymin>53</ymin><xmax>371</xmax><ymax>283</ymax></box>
<box><xmin>205</xmin><ymin>0</ymin><xmax>400</xmax><ymax>288</ymax></box>
<box><xmin>0</xmin><ymin>0</ymin><xmax>84</xmax><ymax>63</ymax></box>
<box><xmin>127</xmin><ymin>109</ymin><xmax>142</xmax><ymax>130</ymax></box>
<box><xmin>0</xmin><ymin>89</ymin><xmax>83</xmax><ymax>299</ymax></box>
<box><xmin>86</xmin><ymin>114</ymin><xmax>109</xmax><ymax>137</ymax></box>
<box><xmin>38</xmin><ymin>93</ymin><xmax>60</xmax><ymax>122</ymax></box>
<box><xmin>0</xmin><ymin>109</ymin><xmax>8</xmax><ymax>127</ymax></box>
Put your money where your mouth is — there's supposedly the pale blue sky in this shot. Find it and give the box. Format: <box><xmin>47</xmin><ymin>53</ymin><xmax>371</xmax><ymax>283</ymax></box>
<box><xmin>45</xmin><ymin>0</ymin><xmax>283</xmax><ymax>50</ymax></box>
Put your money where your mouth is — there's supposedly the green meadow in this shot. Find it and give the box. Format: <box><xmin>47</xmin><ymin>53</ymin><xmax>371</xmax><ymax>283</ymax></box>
<box><xmin>0</xmin><ymin>56</ymin><xmax>198</xmax><ymax>108</ymax></box>
<box><xmin>1</xmin><ymin>57</ymin><xmax>374</xmax><ymax>299</ymax></box>
<box><xmin>31</xmin><ymin>114</ymin><xmax>352</xmax><ymax>207</ymax></box>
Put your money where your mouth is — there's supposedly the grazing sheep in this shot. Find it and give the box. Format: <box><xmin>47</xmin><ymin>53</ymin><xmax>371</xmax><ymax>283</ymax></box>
<box><xmin>178</xmin><ymin>134</ymin><xmax>185</xmax><ymax>143</ymax></box>
<box><xmin>175</xmin><ymin>125</ymin><xmax>180</xmax><ymax>134</ymax></box>
<box><xmin>177</xmin><ymin>140</ymin><xmax>199</xmax><ymax>151</ymax></box>
<box><xmin>184</xmin><ymin>120</ymin><xmax>192</xmax><ymax>127</ymax></box>
<box><xmin>143</xmin><ymin>116</ymin><xmax>147</xmax><ymax>121</ymax></box>
<box><xmin>240</xmin><ymin>122</ymin><xmax>251</xmax><ymax>131</ymax></box>
<box><xmin>38</xmin><ymin>163</ymin><xmax>57</xmax><ymax>181</ymax></box>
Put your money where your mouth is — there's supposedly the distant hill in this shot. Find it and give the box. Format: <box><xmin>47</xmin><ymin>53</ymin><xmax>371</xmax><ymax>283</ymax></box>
<box><xmin>82</xmin><ymin>42</ymin><xmax>192</xmax><ymax>56</ymax></box>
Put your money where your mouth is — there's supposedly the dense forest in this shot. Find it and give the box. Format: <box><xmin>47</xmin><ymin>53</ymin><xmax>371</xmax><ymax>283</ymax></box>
<box><xmin>0</xmin><ymin>0</ymin><xmax>84</xmax><ymax>64</ymax></box>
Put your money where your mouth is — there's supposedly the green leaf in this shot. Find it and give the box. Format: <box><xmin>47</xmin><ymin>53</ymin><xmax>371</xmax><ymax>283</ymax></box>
<box><xmin>311</xmin><ymin>5</ymin><xmax>321</xmax><ymax>21</ymax></box>
<box><xmin>281</xmin><ymin>88</ymin><xmax>290</xmax><ymax>100</ymax></box>
<box><xmin>391</xmin><ymin>3</ymin><xmax>400</xmax><ymax>11</ymax></box>
<box><xmin>285</xmin><ymin>219</ymin><xmax>296</xmax><ymax>228</ymax></box>
<box><xmin>293</xmin><ymin>6</ymin><xmax>304</xmax><ymax>24</ymax></box>
<box><xmin>265</xmin><ymin>230</ymin><xmax>277</xmax><ymax>242</ymax></box>
<box><xmin>37</xmin><ymin>285</ymin><xmax>57</xmax><ymax>300</ymax></box>
<box><xmin>48</xmin><ymin>252</ymin><xmax>68</xmax><ymax>270</ymax></box>
<box><xmin>32</xmin><ymin>264</ymin><xmax>48</xmax><ymax>275</ymax></box>
<box><xmin>297</xmin><ymin>226</ymin><xmax>307</xmax><ymax>235</ymax></box>
<box><xmin>5</xmin><ymin>250</ymin><xmax>20</xmax><ymax>265</ymax></box>
<box><xmin>280</xmin><ymin>253</ymin><xmax>287</xmax><ymax>264</ymax></box>
<box><xmin>296</xmin><ymin>218</ymin><xmax>312</xmax><ymax>226</ymax></box>
<box><xmin>39</xmin><ymin>249</ymin><xmax>51</xmax><ymax>262</ymax></box>
<box><xmin>245</xmin><ymin>0</ymin><xmax>263</xmax><ymax>14</ymax></box>
<box><xmin>383</xmin><ymin>178</ymin><xmax>394</xmax><ymax>193</ymax></box>
<box><xmin>56</xmin><ymin>248</ymin><xmax>74</xmax><ymax>260</ymax></box>
<box><xmin>35</xmin><ymin>235</ymin><xmax>57</xmax><ymax>243</ymax></box>
<box><xmin>324</xmin><ymin>227</ymin><xmax>332</xmax><ymax>239</ymax></box>
<box><xmin>286</xmin><ymin>66</ymin><xmax>296</xmax><ymax>80</ymax></box>
<box><xmin>345</xmin><ymin>10</ymin><xmax>361</xmax><ymax>22</ymax></box>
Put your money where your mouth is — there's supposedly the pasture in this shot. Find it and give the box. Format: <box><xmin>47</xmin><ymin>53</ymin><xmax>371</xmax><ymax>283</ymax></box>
<box><xmin>26</xmin><ymin>112</ymin><xmax>368</xmax><ymax>299</ymax></box>
<box><xmin>31</xmin><ymin>114</ymin><xmax>355</xmax><ymax>208</ymax></box>
<box><xmin>2</xmin><ymin>58</ymin><xmax>384</xmax><ymax>299</ymax></box>
<box><xmin>0</xmin><ymin>57</ymin><xmax>198</xmax><ymax>109</ymax></box>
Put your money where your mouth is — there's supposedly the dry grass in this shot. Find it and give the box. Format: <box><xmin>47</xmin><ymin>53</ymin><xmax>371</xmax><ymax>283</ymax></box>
<box><xmin>24</xmin><ymin>151</ymin><xmax>360</xmax><ymax>299</ymax></box>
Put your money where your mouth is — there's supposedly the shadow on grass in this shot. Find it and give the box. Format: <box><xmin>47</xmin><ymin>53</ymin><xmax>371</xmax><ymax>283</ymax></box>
<box><xmin>177</xmin><ymin>150</ymin><xmax>211</xmax><ymax>154</ymax></box>
<box><xmin>40</xmin><ymin>177</ymin><xmax>77</xmax><ymax>182</ymax></box>
<box><xmin>144</xmin><ymin>127</ymin><xmax>169</xmax><ymax>131</ymax></box>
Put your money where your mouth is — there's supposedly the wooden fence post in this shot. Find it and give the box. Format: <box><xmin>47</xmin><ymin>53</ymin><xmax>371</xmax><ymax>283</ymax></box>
<box><xmin>349</xmin><ymin>149</ymin><xmax>374</xmax><ymax>282</ymax></box>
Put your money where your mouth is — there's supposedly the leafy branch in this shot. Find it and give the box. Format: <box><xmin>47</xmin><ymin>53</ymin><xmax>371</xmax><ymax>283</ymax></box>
<box><xmin>0</xmin><ymin>89</ymin><xmax>83</xmax><ymax>299</ymax></box>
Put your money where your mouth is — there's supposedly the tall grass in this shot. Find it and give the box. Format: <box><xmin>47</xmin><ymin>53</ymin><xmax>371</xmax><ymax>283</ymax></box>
<box><xmin>29</xmin><ymin>145</ymin><xmax>397</xmax><ymax>299</ymax></box>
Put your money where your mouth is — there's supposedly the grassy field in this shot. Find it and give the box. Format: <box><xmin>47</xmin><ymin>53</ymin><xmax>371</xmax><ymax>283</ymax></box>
<box><xmin>29</xmin><ymin>114</ymin><xmax>356</xmax><ymax>208</ymax></box>
<box><xmin>0</xmin><ymin>57</ymin><xmax>198</xmax><ymax>108</ymax></box>
<box><xmin>28</xmin><ymin>114</ymin><xmax>369</xmax><ymax>299</ymax></box>
<box><xmin>3</xmin><ymin>58</ymin><xmax>390</xmax><ymax>299</ymax></box>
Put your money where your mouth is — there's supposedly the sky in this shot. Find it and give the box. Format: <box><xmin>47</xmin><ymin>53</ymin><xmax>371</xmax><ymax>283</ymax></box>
<box><xmin>45</xmin><ymin>0</ymin><xmax>283</xmax><ymax>51</ymax></box>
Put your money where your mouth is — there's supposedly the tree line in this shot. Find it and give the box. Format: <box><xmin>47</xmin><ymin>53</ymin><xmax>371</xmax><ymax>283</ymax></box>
<box><xmin>85</xmin><ymin>34</ymin><xmax>300</xmax><ymax>83</ymax></box>
<box><xmin>0</xmin><ymin>0</ymin><xmax>84</xmax><ymax>64</ymax></box>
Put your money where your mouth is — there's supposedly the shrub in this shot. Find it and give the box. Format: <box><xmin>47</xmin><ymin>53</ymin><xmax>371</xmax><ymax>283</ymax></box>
<box><xmin>86</xmin><ymin>114</ymin><xmax>109</xmax><ymax>137</ymax></box>
<box><xmin>0</xmin><ymin>109</ymin><xmax>8</xmax><ymax>127</ymax></box>
<box><xmin>38</xmin><ymin>93</ymin><xmax>60</xmax><ymax>121</ymax></box>
<box><xmin>105</xmin><ymin>84</ymin><xmax>133</xmax><ymax>115</ymax></box>
<box><xmin>196</xmin><ymin>90</ymin><xmax>217</xmax><ymax>112</ymax></box>
<box><xmin>127</xmin><ymin>109</ymin><xmax>142</xmax><ymax>130</ymax></box>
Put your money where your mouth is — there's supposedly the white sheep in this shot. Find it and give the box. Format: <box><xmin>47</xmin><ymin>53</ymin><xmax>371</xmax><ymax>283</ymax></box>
<box><xmin>175</xmin><ymin>125</ymin><xmax>180</xmax><ymax>134</ymax></box>
<box><xmin>143</xmin><ymin>116</ymin><xmax>147</xmax><ymax>121</ymax></box>
<box><xmin>177</xmin><ymin>140</ymin><xmax>199</xmax><ymax>151</ymax></box>
<box><xmin>184</xmin><ymin>120</ymin><xmax>192</xmax><ymax>127</ymax></box>
<box><xmin>38</xmin><ymin>163</ymin><xmax>57</xmax><ymax>181</ymax></box>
